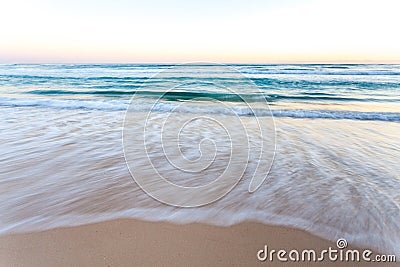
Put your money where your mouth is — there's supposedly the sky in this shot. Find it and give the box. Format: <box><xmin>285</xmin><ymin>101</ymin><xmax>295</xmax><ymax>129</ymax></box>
<box><xmin>1</xmin><ymin>0</ymin><xmax>400</xmax><ymax>63</ymax></box>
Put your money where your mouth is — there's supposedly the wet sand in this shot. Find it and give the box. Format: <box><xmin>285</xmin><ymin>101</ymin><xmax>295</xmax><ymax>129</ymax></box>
<box><xmin>0</xmin><ymin>219</ymin><xmax>395</xmax><ymax>266</ymax></box>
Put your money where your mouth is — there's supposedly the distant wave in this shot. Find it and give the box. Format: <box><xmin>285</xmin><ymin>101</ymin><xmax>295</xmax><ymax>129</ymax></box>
<box><xmin>241</xmin><ymin>70</ymin><xmax>400</xmax><ymax>75</ymax></box>
<box><xmin>25</xmin><ymin>89</ymin><xmax>398</xmax><ymax>103</ymax></box>
<box><xmin>1</xmin><ymin>96</ymin><xmax>399</xmax><ymax>122</ymax></box>
<box><xmin>271</xmin><ymin>109</ymin><xmax>400</xmax><ymax>121</ymax></box>
<box><xmin>0</xmin><ymin>96</ymin><xmax>128</xmax><ymax>111</ymax></box>
<box><xmin>2</xmin><ymin>76</ymin><xmax>399</xmax><ymax>97</ymax></box>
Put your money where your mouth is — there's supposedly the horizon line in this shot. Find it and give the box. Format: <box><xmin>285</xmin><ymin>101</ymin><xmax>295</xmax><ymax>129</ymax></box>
<box><xmin>1</xmin><ymin>60</ymin><xmax>400</xmax><ymax>65</ymax></box>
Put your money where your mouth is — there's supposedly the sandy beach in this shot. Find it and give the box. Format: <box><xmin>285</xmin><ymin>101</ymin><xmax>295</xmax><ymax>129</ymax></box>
<box><xmin>0</xmin><ymin>219</ymin><xmax>396</xmax><ymax>267</ymax></box>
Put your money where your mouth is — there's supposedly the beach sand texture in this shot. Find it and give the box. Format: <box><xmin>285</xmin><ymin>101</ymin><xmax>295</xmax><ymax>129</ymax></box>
<box><xmin>2</xmin><ymin>219</ymin><xmax>397</xmax><ymax>267</ymax></box>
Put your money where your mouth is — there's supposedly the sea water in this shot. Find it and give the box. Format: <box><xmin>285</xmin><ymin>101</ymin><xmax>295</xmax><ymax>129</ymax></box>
<box><xmin>0</xmin><ymin>64</ymin><xmax>399</xmax><ymax>255</ymax></box>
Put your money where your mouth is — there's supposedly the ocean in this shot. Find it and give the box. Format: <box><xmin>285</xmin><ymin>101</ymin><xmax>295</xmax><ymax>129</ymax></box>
<box><xmin>0</xmin><ymin>64</ymin><xmax>399</xmax><ymax>255</ymax></box>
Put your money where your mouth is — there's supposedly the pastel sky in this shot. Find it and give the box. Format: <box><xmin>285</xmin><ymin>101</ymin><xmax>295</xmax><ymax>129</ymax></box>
<box><xmin>1</xmin><ymin>0</ymin><xmax>399</xmax><ymax>63</ymax></box>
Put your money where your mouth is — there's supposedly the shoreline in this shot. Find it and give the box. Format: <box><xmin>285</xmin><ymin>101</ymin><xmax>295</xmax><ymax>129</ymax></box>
<box><xmin>0</xmin><ymin>219</ymin><xmax>395</xmax><ymax>266</ymax></box>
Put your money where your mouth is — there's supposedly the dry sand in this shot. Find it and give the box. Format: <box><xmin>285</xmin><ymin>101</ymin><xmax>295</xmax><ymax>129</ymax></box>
<box><xmin>0</xmin><ymin>219</ymin><xmax>396</xmax><ymax>266</ymax></box>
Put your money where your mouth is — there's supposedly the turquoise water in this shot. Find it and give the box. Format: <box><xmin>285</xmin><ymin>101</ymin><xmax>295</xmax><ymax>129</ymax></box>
<box><xmin>0</xmin><ymin>64</ymin><xmax>399</xmax><ymax>120</ymax></box>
